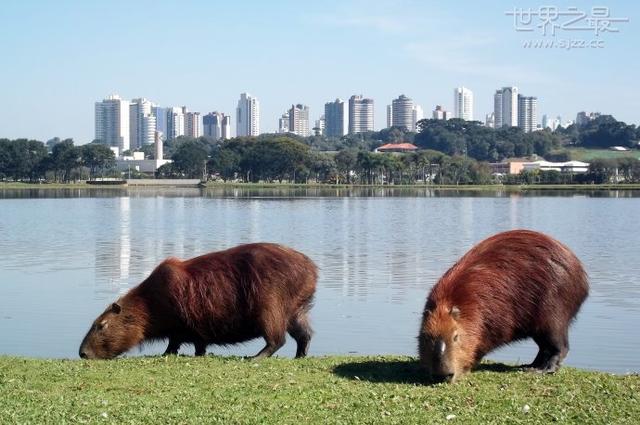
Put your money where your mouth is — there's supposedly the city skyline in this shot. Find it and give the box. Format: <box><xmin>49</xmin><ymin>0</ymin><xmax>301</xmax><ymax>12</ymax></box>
<box><xmin>1</xmin><ymin>1</ymin><xmax>638</xmax><ymax>142</ymax></box>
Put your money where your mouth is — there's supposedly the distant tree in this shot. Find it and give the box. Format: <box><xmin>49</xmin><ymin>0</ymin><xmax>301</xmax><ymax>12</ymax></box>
<box><xmin>81</xmin><ymin>143</ymin><xmax>115</xmax><ymax>180</ymax></box>
<box><xmin>50</xmin><ymin>139</ymin><xmax>80</xmax><ymax>182</ymax></box>
<box><xmin>171</xmin><ymin>140</ymin><xmax>210</xmax><ymax>179</ymax></box>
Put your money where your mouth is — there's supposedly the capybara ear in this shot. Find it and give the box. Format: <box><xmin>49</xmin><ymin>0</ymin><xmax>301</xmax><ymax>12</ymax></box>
<box><xmin>111</xmin><ymin>303</ymin><xmax>122</xmax><ymax>314</ymax></box>
<box><xmin>450</xmin><ymin>306</ymin><xmax>461</xmax><ymax>319</ymax></box>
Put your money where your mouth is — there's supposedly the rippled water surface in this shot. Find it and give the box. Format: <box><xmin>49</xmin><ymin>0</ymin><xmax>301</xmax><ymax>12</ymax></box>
<box><xmin>1</xmin><ymin>187</ymin><xmax>639</xmax><ymax>373</ymax></box>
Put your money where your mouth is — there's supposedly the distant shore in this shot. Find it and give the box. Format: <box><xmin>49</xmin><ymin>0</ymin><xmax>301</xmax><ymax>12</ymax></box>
<box><xmin>3</xmin><ymin>181</ymin><xmax>640</xmax><ymax>191</ymax></box>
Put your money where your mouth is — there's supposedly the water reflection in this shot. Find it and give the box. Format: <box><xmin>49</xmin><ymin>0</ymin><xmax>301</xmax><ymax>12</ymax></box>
<box><xmin>0</xmin><ymin>190</ymin><xmax>639</xmax><ymax>373</ymax></box>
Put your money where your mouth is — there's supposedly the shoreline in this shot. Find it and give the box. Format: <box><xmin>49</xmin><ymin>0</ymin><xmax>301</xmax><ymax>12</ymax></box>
<box><xmin>2</xmin><ymin>181</ymin><xmax>640</xmax><ymax>191</ymax></box>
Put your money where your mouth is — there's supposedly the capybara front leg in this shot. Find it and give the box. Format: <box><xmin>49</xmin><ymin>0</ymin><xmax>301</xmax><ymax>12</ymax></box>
<box><xmin>163</xmin><ymin>338</ymin><xmax>182</xmax><ymax>356</ymax></box>
<box><xmin>288</xmin><ymin>310</ymin><xmax>312</xmax><ymax>358</ymax></box>
<box><xmin>194</xmin><ymin>341</ymin><xmax>207</xmax><ymax>357</ymax></box>
<box><xmin>528</xmin><ymin>329</ymin><xmax>569</xmax><ymax>373</ymax></box>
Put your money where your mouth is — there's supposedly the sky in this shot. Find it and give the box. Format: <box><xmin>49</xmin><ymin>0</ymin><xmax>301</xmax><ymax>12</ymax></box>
<box><xmin>0</xmin><ymin>0</ymin><xmax>637</xmax><ymax>143</ymax></box>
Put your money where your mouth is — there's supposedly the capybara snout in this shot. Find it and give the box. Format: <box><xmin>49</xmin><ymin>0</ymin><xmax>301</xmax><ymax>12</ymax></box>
<box><xmin>418</xmin><ymin>230</ymin><xmax>588</xmax><ymax>383</ymax></box>
<box><xmin>80</xmin><ymin>243</ymin><xmax>317</xmax><ymax>359</ymax></box>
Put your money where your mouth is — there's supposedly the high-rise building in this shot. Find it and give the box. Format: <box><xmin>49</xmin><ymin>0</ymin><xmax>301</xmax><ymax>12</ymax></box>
<box><xmin>386</xmin><ymin>105</ymin><xmax>393</xmax><ymax>128</ymax></box>
<box><xmin>324</xmin><ymin>99</ymin><xmax>348</xmax><ymax>138</ymax></box>
<box><xmin>517</xmin><ymin>95</ymin><xmax>538</xmax><ymax>133</ymax></box>
<box><xmin>576</xmin><ymin>111</ymin><xmax>601</xmax><ymax>127</ymax></box>
<box><xmin>129</xmin><ymin>98</ymin><xmax>156</xmax><ymax>149</ymax></box>
<box><xmin>453</xmin><ymin>87</ymin><xmax>473</xmax><ymax>121</ymax></box>
<box><xmin>432</xmin><ymin>105</ymin><xmax>452</xmax><ymax>120</ymax></box>
<box><xmin>348</xmin><ymin>95</ymin><xmax>374</xmax><ymax>134</ymax></box>
<box><xmin>412</xmin><ymin>104</ymin><xmax>424</xmax><ymax>130</ymax></box>
<box><xmin>221</xmin><ymin>115</ymin><xmax>231</xmax><ymax>140</ymax></box>
<box><xmin>184</xmin><ymin>108</ymin><xmax>201</xmax><ymax>138</ymax></box>
<box><xmin>166</xmin><ymin>107</ymin><xmax>185</xmax><ymax>140</ymax></box>
<box><xmin>153</xmin><ymin>106</ymin><xmax>168</xmax><ymax>140</ymax></box>
<box><xmin>95</xmin><ymin>94</ymin><xmax>130</xmax><ymax>153</ymax></box>
<box><xmin>278</xmin><ymin>112</ymin><xmax>289</xmax><ymax>133</ymax></box>
<box><xmin>314</xmin><ymin>115</ymin><xmax>325</xmax><ymax>136</ymax></box>
<box><xmin>494</xmin><ymin>87</ymin><xmax>518</xmax><ymax>128</ymax></box>
<box><xmin>236</xmin><ymin>92</ymin><xmax>260</xmax><ymax>137</ymax></box>
<box><xmin>485</xmin><ymin>112</ymin><xmax>495</xmax><ymax>128</ymax></box>
<box><xmin>390</xmin><ymin>94</ymin><xmax>414</xmax><ymax>130</ymax></box>
<box><xmin>288</xmin><ymin>104</ymin><xmax>310</xmax><ymax>137</ymax></box>
<box><xmin>203</xmin><ymin>112</ymin><xmax>230</xmax><ymax>140</ymax></box>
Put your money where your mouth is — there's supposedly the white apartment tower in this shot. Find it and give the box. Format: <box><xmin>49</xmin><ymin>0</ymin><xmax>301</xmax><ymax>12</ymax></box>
<box><xmin>278</xmin><ymin>112</ymin><xmax>290</xmax><ymax>133</ymax></box>
<box><xmin>453</xmin><ymin>87</ymin><xmax>473</xmax><ymax>121</ymax></box>
<box><xmin>288</xmin><ymin>104</ymin><xmax>310</xmax><ymax>137</ymax></box>
<box><xmin>324</xmin><ymin>99</ymin><xmax>348</xmax><ymax>138</ymax></box>
<box><xmin>95</xmin><ymin>94</ymin><xmax>130</xmax><ymax>153</ymax></box>
<box><xmin>412</xmin><ymin>104</ymin><xmax>424</xmax><ymax>130</ymax></box>
<box><xmin>390</xmin><ymin>94</ymin><xmax>415</xmax><ymax>130</ymax></box>
<box><xmin>166</xmin><ymin>107</ymin><xmax>185</xmax><ymax>140</ymax></box>
<box><xmin>517</xmin><ymin>95</ymin><xmax>538</xmax><ymax>133</ymax></box>
<box><xmin>432</xmin><ymin>105</ymin><xmax>452</xmax><ymax>120</ymax></box>
<box><xmin>129</xmin><ymin>98</ymin><xmax>156</xmax><ymax>149</ymax></box>
<box><xmin>494</xmin><ymin>87</ymin><xmax>519</xmax><ymax>128</ymax></box>
<box><xmin>236</xmin><ymin>92</ymin><xmax>260</xmax><ymax>137</ymax></box>
<box><xmin>348</xmin><ymin>95</ymin><xmax>374</xmax><ymax>134</ymax></box>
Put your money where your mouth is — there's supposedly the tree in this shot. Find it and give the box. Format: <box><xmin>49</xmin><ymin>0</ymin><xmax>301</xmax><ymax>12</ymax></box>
<box><xmin>50</xmin><ymin>139</ymin><xmax>80</xmax><ymax>182</ymax></box>
<box><xmin>171</xmin><ymin>140</ymin><xmax>210</xmax><ymax>179</ymax></box>
<box><xmin>335</xmin><ymin>149</ymin><xmax>358</xmax><ymax>184</ymax></box>
<box><xmin>81</xmin><ymin>143</ymin><xmax>115</xmax><ymax>180</ymax></box>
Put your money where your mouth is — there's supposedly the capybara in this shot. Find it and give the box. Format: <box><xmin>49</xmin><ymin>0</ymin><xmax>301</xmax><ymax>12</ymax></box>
<box><xmin>79</xmin><ymin>243</ymin><xmax>317</xmax><ymax>359</ymax></box>
<box><xmin>418</xmin><ymin>230</ymin><xmax>588</xmax><ymax>382</ymax></box>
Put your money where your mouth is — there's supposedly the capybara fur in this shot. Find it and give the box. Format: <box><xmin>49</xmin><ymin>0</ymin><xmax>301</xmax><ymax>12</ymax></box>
<box><xmin>79</xmin><ymin>243</ymin><xmax>317</xmax><ymax>359</ymax></box>
<box><xmin>418</xmin><ymin>230</ymin><xmax>588</xmax><ymax>382</ymax></box>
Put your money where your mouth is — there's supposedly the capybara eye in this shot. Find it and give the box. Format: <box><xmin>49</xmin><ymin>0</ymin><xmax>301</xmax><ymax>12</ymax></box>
<box><xmin>453</xmin><ymin>333</ymin><xmax>459</xmax><ymax>342</ymax></box>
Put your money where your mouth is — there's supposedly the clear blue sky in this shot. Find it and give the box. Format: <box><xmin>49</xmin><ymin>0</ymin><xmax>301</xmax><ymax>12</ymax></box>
<box><xmin>0</xmin><ymin>0</ymin><xmax>637</xmax><ymax>143</ymax></box>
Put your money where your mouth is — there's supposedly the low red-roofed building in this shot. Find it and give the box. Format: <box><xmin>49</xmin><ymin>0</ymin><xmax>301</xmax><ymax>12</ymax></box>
<box><xmin>374</xmin><ymin>143</ymin><xmax>418</xmax><ymax>153</ymax></box>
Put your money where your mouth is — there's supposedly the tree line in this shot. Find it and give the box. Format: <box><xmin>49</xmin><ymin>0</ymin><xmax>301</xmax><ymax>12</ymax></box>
<box><xmin>0</xmin><ymin>139</ymin><xmax>115</xmax><ymax>182</ymax></box>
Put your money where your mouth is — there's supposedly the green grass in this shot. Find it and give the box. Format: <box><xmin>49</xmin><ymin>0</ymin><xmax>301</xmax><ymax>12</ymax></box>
<box><xmin>0</xmin><ymin>182</ymin><xmax>126</xmax><ymax>190</ymax></box>
<box><xmin>562</xmin><ymin>148</ymin><xmax>640</xmax><ymax>161</ymax></box>
<box><xmin>1</xmin><ymin>356</ymin><xmax>638</xmax><ymax>424</ymax></box>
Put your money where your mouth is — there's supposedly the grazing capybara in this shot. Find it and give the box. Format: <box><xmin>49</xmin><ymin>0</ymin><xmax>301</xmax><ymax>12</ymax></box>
<box><xmin>79</xmin><ymin>243</ymin><xmax>317</xmax><ymax>359</ymax></box>
<box><xmin>418</xmin><ymin>230</ymin><xmax>588</xmax><ymax>382</ymax></box>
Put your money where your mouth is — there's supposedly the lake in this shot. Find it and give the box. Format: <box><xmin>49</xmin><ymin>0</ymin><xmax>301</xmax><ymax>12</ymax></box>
<box><xmin>0</xmin><ymin>187</ymin><xmax>639</xmax><ymax>374</ymax></box>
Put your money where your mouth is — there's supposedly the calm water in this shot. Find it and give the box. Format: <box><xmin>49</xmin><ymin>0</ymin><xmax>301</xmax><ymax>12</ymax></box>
<box><xmin>1</xmin><ymin>187</ymin><xmax>639</xmax><ymax>373</ymax></box>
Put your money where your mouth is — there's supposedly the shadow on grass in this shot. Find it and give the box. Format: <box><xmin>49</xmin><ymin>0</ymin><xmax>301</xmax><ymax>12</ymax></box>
<box><xmin>332</xmin><ymin>359</ymin><xmax>522</xmax><ymax>385</ymax></box>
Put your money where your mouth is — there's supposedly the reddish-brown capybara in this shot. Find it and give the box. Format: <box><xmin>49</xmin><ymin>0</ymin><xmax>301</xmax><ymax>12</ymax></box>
<box><xmin>418</xmin><ymin>230</ymin><xmax>588</xmax><ymax>382</ymax></box>
<box><xmin>79</xmin><ymin>243</ymin><xmax>317</xmax><ymax>359</ymax></box>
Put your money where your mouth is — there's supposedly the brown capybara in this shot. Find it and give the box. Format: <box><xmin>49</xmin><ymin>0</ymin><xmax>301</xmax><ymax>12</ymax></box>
<box><xmin>79</xmin><ymin>243</ymin><xmax>317</xmax><ymax>360</ymax></box>
<box><xmin>418</xmin><ymin>230</ymin><xmax>588</xmax><ymax>383</ymax></box>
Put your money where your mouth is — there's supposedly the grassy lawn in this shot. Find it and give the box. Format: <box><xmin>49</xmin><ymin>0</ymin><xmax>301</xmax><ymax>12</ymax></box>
<box><xmin>562</xmin><ymin>148</ymin><xmax>640</xmax><ymax>161</ymax></box>
<box><xmin>1</xmin><ymin>355</ymin><xmax>638</xmax><ymax>424</ymax></box>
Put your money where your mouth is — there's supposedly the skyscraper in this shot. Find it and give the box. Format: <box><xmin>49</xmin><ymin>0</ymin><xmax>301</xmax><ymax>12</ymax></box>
<box><xmin>236</xmin><ymin>92</ymin><xmax>260</xmax><ymax>137</ymax></box>
<box><xmin>153</xmin><ymin>106</ymin><xmax>168</xmax><ymax>140</ymax></box>
<box><xmin>517</xmin><ymin>95</ymin><xmax>538</xmax><ymax>133</ymax></box>
<box><xmin>203</xmin><ymin>112</ymin><xmax>230</xmax><ymax>140</ymax></box>
<box><xmin>432</xmin><ymin>105</ymin><xmax>452</xmax><ymax>120</ymax></box>
<box><xmin>278</xmin><ymin>112</ymin><xmax>289</xmax><ymax>133</ymax></box>
<box><xmin>288</xmin><ymin>104</ymin><xmax>310</xmax><ymax>137</ymax></box>
<box><xmin>314</xmin><ymin>115</ymin><xmax>325</xmax><ymax>136</ymax></box>
<box><xmin>390</xmin><ymin>94</ymin><xmax>415</xmax><ymax>130</ymax></box>
<box><xmin>412</xmin><ymin>104</ymin><xmax>424</xmax><ymax>130</ymax></box>
<box><xmin>129</xmin><ymin>98</ymin><xmax>156</xmax><ymax>149</ymax></box>
<box><xmin>324</xmin><ymin>99</ymin><xmax>348</xmax><ymax>138</ymax></box>
<box><xmin>494</xmin><ymin>87</ymin><xmax>518</xmax><ymax>128</ymax></box>
<box><xmin>166</xmin><ymin>107</ymin><xmax>185</xmax><ymax>140</ymax></box>
<box><xmin>221</xmin><ymin>115</ymin><xmax>231</xmax><ymax>140</ymax></box>
<box><xmin>95</xmin><ymin>94</ymin><xmax>130</xmax><ymax>153</ymax></box>
<box><xmin>453</xmin><ymin>87</ymin><xmax>473</xmax><ymax>121</ymax></box>
<box><xmin>348</xmin><ymin>95</ymin><xmax>374</xmax><ymax>134</ymax></box>
<box><xmin>184</xmin><ymin>108</ymin><xmax>202</xmax><ymax>138</ymax></box>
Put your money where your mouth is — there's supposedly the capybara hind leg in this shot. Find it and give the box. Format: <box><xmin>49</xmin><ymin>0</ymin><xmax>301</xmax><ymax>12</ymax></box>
<box><xmin>288</xmin><ymin>311</ymin><xmax>312</xmax><ymax>358</ymax></box>
<box><xmin>194</xmin><ymin>341</ymin><xmax>207</xmax><ymax>357</ymax></box>
<box><xmin>163</xmin><ymin>338</ymin><xmax>182</xmax><ymax>356</ymax></box>
<box><xmin>252</xmin><ymin>334</ymin><xmax>286</xmax><ymax>360</ymax></box>
<box><xmin>528</xmin><ymin>329</ymin><xmax>569</xmax><ymax>373</ymax></box>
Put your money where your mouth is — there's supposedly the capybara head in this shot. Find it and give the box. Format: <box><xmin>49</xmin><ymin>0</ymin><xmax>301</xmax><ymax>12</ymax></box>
<box><xmin>418</xmin><ymin>305</ymin><xmax>468</xmax><ymax>382</ymax></box>
<box><xmin>79</xmin><ymin>302</ymin><xmax>144</xmax><ymax>359</ymax></box>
